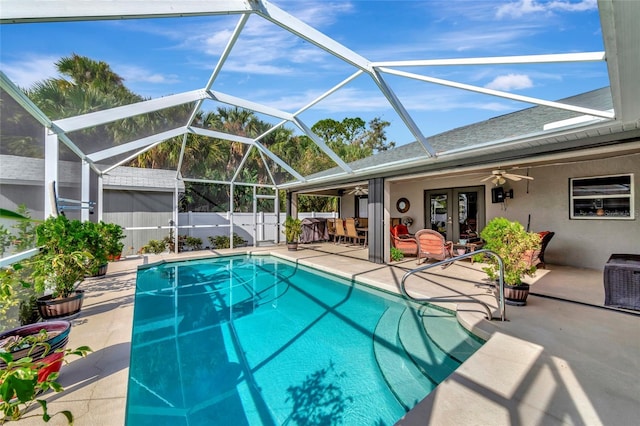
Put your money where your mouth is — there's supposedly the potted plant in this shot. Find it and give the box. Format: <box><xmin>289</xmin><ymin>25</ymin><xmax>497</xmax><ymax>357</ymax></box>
<box><xmin>99</xmin><ymin>222</ymin><xmax>125</xmax><ymax>261</ymax></box>
<box><xmin>80</xmin><ymin>220</ymin><xmax>109</xmax><ymax>277</ymax></box>
<box><xmin>29</xmin><ymin>215</ymin><xmax>93</xmax><ymax>319</ymax></box>
<box><xmin>476</xmin><ymin>217</ymin><xmax>541</xmax><ymax>306</ymax></box>
<box><xmin>283</xmin><ymin>216</ymin><xmax>303</xmax><ymax>251</ymax></box>
<box><xmin>0</xmin><ymin>321</ymin><xmax>91</xmax><ymax>424</ymax></box>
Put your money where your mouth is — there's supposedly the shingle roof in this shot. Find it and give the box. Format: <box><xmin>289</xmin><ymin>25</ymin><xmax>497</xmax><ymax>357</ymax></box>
<box><xmin>304</xmin><ymin>87</ymin><xmax>613</xmax><ymax>181</ymax></box>
<box><xmin>0</xmin><ymin>155</ymin><xmax>183</xmax><ymax>192</ymax></box>
<box><xmin>102</xmin><ymin>166</ymin><xmax>184</xmax><ymax>192</ymax></box>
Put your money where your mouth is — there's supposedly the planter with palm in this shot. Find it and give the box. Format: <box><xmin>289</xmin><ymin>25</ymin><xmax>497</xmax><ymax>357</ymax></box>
<box><xmin>283</xmin><ymin>216</ymin><xmax>303</xmax><ymax>251</ymax></box>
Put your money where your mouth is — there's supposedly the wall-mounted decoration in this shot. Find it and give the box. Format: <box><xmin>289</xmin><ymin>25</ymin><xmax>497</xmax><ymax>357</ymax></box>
<box><xmin>396</xmin><ymin>198</ymin><xmax>410</xmax><ymax>213</ymax></box>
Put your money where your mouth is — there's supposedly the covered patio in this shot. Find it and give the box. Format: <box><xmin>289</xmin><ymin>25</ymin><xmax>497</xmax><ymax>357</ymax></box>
<box><xmin>19</xmin><ymin>245</ymin><xmax>638</xmax><ymax>425</ymax></box>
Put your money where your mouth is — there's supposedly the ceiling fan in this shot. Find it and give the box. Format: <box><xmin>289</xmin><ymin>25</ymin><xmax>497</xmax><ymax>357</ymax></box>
<box><xmin>481</xmin><ymin>169</ymin><xmax>534</xmax><ymax>185</ymax></box>
<box><xmin>347</xmin><ymin>186</ymin><xmax>368</xmax><ymax>195</ymax></box>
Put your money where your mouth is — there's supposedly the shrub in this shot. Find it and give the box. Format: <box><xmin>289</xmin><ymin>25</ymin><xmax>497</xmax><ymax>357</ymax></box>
<box><xmin>140</xmin><ymin>239</ymin><xmax>167</xmax><ymax>254</ymax></box>
<box><xmin>390</xmin><ymin>247</ymin><xmax>404</xmax><ymax>262</ymax></box>
<box><xmin>477</xmin><ymin>217</ymin><xmax>541</xmax><ymax>286</ymax></box>
<box><xmin>207</xmin><ymin>233</ymin><xmax>246</xmax><ymax>249</ymax></box>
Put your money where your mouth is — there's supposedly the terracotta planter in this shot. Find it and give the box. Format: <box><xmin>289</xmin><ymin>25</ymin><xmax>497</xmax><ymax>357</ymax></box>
<box><xmin>0</xmin><ymin>320</ymin><xmax>71</xmax><ymax>377</ymax></box>
<box><xmin>36</xmin><ymin>290</ymin><xmax>85</xmax><ymax>320</ymax></box>
<box><xmin>503</xmin><ymin>283</ymin><xmax>530</xmax><ymax>306</ymax></box>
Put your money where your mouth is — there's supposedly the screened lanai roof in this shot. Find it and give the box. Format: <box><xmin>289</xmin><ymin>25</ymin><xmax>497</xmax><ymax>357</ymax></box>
<box><xmin>1</xmin><ymin>0</ymin><xmax>640</xmax><ymax>192</ymax></box>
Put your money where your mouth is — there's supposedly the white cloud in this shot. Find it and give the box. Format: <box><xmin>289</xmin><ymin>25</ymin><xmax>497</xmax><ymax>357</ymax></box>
<box><xmin>117</xmin><ymin>65</ymin><xmax>180</xmax><ymax>84</ymax></box>
<box><xmin>485</xmin><ymin>74</ymin><xmax>533</xmax><ymax>91</ymax></box>
<box><xmin>497</xmin><ymin>0</ymin><xmax>597</xmax><ymax>19</ymax></box>
<box><xmin>1</xmin><ymin>55</ymin><xmax>60</xmax><ymax>89</ymax></box>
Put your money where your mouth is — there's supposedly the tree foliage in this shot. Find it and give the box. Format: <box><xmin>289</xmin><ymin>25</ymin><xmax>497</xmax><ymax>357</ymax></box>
<box><xmin>13</xmin><ymin>54</ymin><xmax>396</xmax><ymax>213</ymax></box>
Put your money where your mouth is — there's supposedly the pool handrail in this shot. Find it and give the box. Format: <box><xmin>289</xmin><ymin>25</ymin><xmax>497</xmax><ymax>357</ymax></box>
<box><xmin>400</xmin><ymin>249</ymin><xmax>506</xmax><ymax>321</ymax></box>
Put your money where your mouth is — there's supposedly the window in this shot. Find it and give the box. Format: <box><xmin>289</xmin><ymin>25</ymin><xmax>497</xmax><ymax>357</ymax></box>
<box><xmin>356</xmin><ymin>196</ymin><xmax>368</xmax><ymax>218</ymax></box>
<box><xmin>570</xmin><ymin>174</ymin><xmax>634</xmax><ymax>219</ymax></box>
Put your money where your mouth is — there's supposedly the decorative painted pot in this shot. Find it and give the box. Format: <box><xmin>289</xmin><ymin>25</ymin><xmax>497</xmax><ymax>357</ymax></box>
<box><xmin>287</xmin><ymin>242</ymin><xmax>299</xmax><ymax>251</ymax></box>
<box><xmin>0</xmin><ymin>320</ymin><xmax>71</xmax><ymax>376</ymax></box>
<box><xmin>503</xmin><ymin>283</ymin><xmax>530</xmax><ymax>306</ymax></box>
<box><xmin>36</xmin><ymin>290</ymin><xmax>85</xmax><ymax>320</ymax></box>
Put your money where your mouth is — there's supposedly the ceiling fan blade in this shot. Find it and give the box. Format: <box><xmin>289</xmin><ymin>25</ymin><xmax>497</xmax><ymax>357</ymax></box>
<box><xmin>505</xmin><ymin>173</ymin><xmax>534</xmax><ymax>181</ymax></box>
<box><xmin>480</xmin><ymin>176</ymin><xmax>494</xmax><ymax>182</ymax></box>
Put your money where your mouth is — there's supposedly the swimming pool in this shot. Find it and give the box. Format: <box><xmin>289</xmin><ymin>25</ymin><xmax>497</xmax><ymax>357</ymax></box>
<box><xmin>126</xmin><ymin>255</ymin><xmax>483</xmax><ymax>425</ymax></box>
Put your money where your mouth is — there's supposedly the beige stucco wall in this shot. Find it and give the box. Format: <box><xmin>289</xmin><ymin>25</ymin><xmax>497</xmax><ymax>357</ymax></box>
<box><xmin>339</xmin><ymin>153</ymin><xmax>639</xmax><ymax>270</ymax></box>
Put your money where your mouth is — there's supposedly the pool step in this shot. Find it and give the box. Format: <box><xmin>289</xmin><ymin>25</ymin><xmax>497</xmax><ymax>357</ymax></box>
<box><xmin>418</xmin><ymin>305</ymin><xmax>484</xmax><ymax>364</ymax></box>
<box><xmin>397</xmin><ymin>306</ymin><xmax>462</xmax><ymax>384</ymax></box>
<box><xmin>373</xmin><ymin>305</ymin><xmax>437</xmax><ymax>411</ymax></box>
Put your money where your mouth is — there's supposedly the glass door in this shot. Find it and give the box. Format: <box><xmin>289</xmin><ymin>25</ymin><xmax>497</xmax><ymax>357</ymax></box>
<box><xmin>425</xmin><ymin>186</ymin><xmax>485</xmax><ymax>242</ymax></box>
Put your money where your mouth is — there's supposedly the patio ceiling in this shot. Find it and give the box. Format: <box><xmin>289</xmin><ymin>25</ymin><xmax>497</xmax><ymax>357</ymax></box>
<box><xmin>1</xmin><ymin>0</ymin><xmax>639</xmax><ymax>191</ymax></box>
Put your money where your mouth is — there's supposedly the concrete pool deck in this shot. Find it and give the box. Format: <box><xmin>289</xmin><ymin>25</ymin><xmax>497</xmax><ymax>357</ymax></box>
<box><xmin>20</xmin><ymin>243</ymin><xmax>640</xmax><ymax>425</ymax></box>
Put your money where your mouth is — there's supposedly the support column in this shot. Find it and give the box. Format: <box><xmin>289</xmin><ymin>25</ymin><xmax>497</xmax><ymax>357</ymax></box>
<box><xmin>368</xmin><ymin>177</ymin><xmax>385</xmax><ymax>264</ymax></box>
<box><xmin>173</xmin><ymin>180</ymin><xmax>179</xmax><ymax>254</ymax></box>
<box><xmin>230</xmin><ymin>183</ymin><xmax>235</xmax><ymax>249</ymax></box>
<box><xmin>44</xmin><ymin>129</ymin><xmax>58</xmax><ymax>218</ymax></box>
<box><xmin>81</xmin><ymin>161</ymin><xmax>91</xmax><ymax>222</ymax></box>
<box><xmin>97</xmin><ymin>175</ymin><xmax>104</xmax><ymax>222</ymax></box>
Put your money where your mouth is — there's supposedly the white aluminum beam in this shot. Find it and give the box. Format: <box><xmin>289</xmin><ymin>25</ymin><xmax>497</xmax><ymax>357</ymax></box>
<box><xmin>372</xmin><ymin>52</ymin><xmax>605</xmax><ymax>68</ymax></box>
<box><xmin>293</xmin><ymin>118</ymin><xmax>353</xmax><ymax>174</ymax></box>
<box><xmin>100</xmin><ymin>138</ymin><xmax>173</xmax><ymax>175</ymax></box>
<box><xmin>0</xmin><ymin>0</ymin><xmax>255</xmax><ymax>23</ymax></box>
<box><xmin>231</xmin><ymin>147</ymin><xmax>254</xmax><ymax>183</ymax></box>
<box><xmin>0</xmin><ymin>71</ymin><xmax>52</xmax><ymax>127</ymax></box>
<box><xmin>255</xmin><ymin>0</ymin><xmax>370</xmax><ymax>71</ymax></box>
<box><xmin>293</xmin><ymin>70</ymin><xmax>364</xmax><ymax>117</ymax></box>
<box><xmin>54</xmin><ymin>90</ymin><xmax>208</xmax><ymax>132</ymax></box>
<box><xmin>44</xmin><ymin>131</ymin><xmax>58</xmax><ymax>218</ymax></box>
<box><xmin>599</xmin><ymin>0</ymin><xmax>640</xmax><ymax>121</ymax></box>
<box><xmin>379</xmin><ymin>67</ymin><xmax>615</xmax><ymax>120</ymax></box>
<box><xmin>189</xmin><ymin>126</ymin><xmax>305</xmax><ymax>181</ymax></box>
<box><xmin>187</xmin><ymin>13</ymin><xmax>250</xmax><ymax>126</ymax></box>
<box><xmin>207</xmin><ymin>90</ymin><xmax>294</xmax><ymax>121</ymax></box>
<box><xmin>88</xmin><ymin>127</ymin><xmax>187</xmax><ymax>162</ymax></box>
<box><xmin>175</xmin><ymin>133</ymin><xmax>190</xmax><ymax>180</ymax></box>
<box><xmin>257</xmin><ymin>149</ymin><xmax>277</xmax><ymax>186</ymax></box>
<box><xmin>369</xmin><ymin>69</ymin><xmax>436</xmax><ymax>157</ymax></box>
<box><xmin>183</xmin><ymin>177</ymin><xmax>275</xmax><ymax>188</ymax></box>
<box><xmin>252</xmin><ymin>140</ymin><xmax>306</xmax><ymax>182</ymax></box>
<box><xmin>81</xmin><ymin>161</ymin><xmax>91</xmax><ymax>221</ymax></box>
<box><xmin>189</xmin><ymin>127</ymin><xmax>255</xmax><ymax>145</ymax></box>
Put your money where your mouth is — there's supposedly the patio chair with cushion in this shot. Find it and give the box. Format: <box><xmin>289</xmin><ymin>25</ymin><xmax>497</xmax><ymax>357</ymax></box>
<box><xmin>415</xmin><ymin>229</ymin><xmax>454</xmax><ymax>266</ymax></box>
<box><xmin>390</xmin><ymin>228</ymin><xmax>418</xmax><ymax>257</ymax></box>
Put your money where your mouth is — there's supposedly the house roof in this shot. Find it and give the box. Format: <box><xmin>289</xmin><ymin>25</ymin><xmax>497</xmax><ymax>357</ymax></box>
<box><xmin>0</xmin><ymin>155</ymin><xmax>182</xmax><ymax>192</ymax></box>
<box><xmin>102</xmin><ymin>166</ymin><xmax>184</xmax><ymax>192</ymax></box>
<box><xmin>295</xmin><ymin>87</ymin><xmax>623</xmax><ymax>187</ymax></box>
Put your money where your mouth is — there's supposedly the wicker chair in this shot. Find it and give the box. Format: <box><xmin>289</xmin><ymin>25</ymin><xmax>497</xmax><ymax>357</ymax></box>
<box><xmin>390</xmin><ymin>225</ymin><xmax>418</xmax><ymax>256</ymax></box>
<box><xmin>415</xmin><ymin>229</ymin><xmax>454</xmax><ymax>266</ymax></box>
<box><xmin>536</xmin><ymin>231</ymin><xmax>555</xmax><ymax>269</ymax></box>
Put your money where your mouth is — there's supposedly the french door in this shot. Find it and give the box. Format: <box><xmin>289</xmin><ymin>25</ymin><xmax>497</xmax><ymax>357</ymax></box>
<box><xmin>424</xmin><ymin>186</ymin><xmax>485</xmax><ymax>242</ymax></box>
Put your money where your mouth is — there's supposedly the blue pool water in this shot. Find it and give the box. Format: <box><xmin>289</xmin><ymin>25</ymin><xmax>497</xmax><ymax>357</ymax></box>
<box><xmin>126</xmin><ymin>255</ymin><xmax>483</xmax><ymax>425</ymax></box>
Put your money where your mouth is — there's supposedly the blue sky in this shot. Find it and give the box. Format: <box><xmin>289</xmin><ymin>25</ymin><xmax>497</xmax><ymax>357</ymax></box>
<box><xmin>0</xmin><ymin>0</ymin><xmax>608</xmax><ymax>146</ymax></box>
